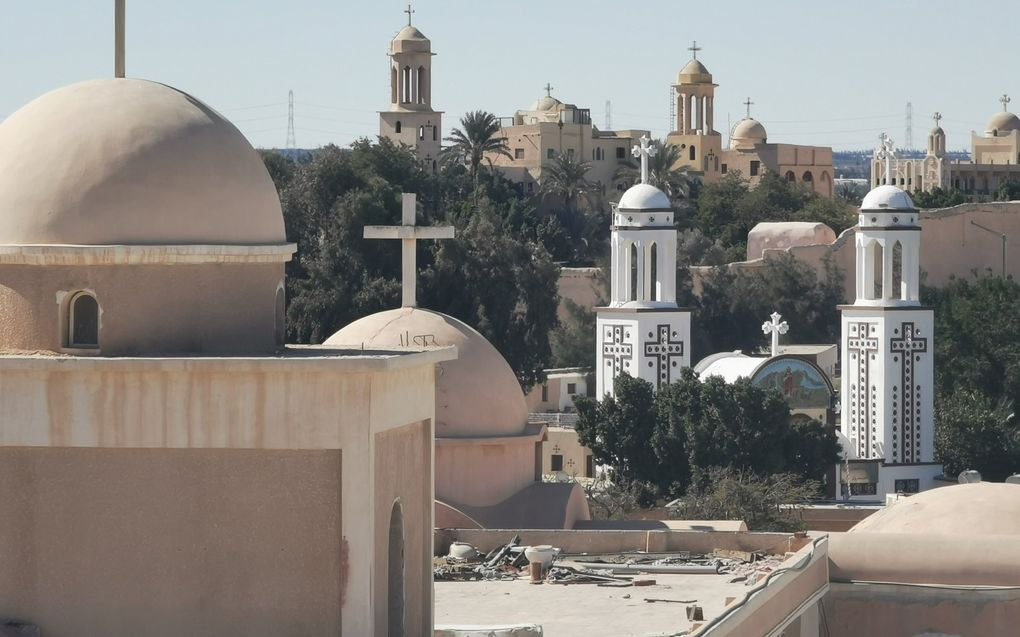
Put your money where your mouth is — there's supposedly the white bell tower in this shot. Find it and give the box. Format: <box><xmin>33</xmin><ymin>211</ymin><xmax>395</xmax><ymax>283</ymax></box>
<box><xmin>596</xmin><ymin>136</ymin><xmax>692</xmax><ymax>397</ymax></box>
<box><xmin>840</xmin><ymin>184</ymin><xmax>941</xmax><ymax>500</ymax></box>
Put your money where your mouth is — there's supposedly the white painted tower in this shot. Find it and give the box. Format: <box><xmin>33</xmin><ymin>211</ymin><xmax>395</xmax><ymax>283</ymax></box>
<box><xmin>840</xmin><ymin>184</ymin><xmax>941</xmax><ymax>499</ymax></box>
<box><xmin>596</xmin><ymin>137</ymin><xmax>692</xmax><ymax>397</ymax></box>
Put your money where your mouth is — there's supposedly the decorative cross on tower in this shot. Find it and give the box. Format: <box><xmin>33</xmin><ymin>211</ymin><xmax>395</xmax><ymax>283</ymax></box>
<box><xmin>688</xmin><ymin>40</ymin><xmax>702</xmax><ymax>58</ymax></box>
<box><xmin>602</xmin><ymin>325</ymin><xmax>633</xmax><ymax>385</ymax></box>
<box><xmin>876</xmin><ymin>133</ymin><xmax>896</xmax><ymax>185</ymax></box>
<box><xmin>932</xmin><ymin>112</ymin><xmax>942</xmax><ymax>127</ymax></box>
<box><xmin>848</xmin><ymin>322</ymin><xmax>879</xmax><ymax>458</ymax></box>
<box><xmin>761</xmin><ymin>312</ymin><xmax>789</xmax><ymax>357</ymax></box>
<box><xmin>1001</xmin><ymin>94</ymin><xmax>1012</xmax><ymax>112</ymax></box>
<box><xmin>364</xmin><ymin>193</ymin><xmax>455</xmax><ymax>308</ymax></box>
<box><xmin>404</xmin><ymin>3</ymin><xmax>414</xmax><ymax>25</ymax></box>
<box><xmin>889</xmin><ymin>322</ymin><xmax>928</xmax><ymax>463</ymax></box>
<box><xmin>114</xmin><ymin>0</ymin><xmax>125</xmax><ymax>78</ymax></box>
<box><xmin>644</xmin><ymin>325</ymin><xmax>684</xmax><ymax>389</ymax></box>
<box><xmin>631</xmin><ymin>135</ymin><xmax>656</xmax><ymax>184</ymax></box>
<box><xmin>744</xmin><ymin>97</ymin><xmax>754</xmax><ymax>118</ymax></box>
<box><xmin>543</xmin><ymin>82</ymin><xmax>554</xmax><ymax>98</ymax></box>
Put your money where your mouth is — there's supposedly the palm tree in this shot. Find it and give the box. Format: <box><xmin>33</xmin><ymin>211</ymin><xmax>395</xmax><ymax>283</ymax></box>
<box><xmin>613</xmin><ymin>140</ymin><xmax>693</xmax><ymax>202</ymax></box>
<box><xmin>442</xmin><ymin>110</ymin><xmax>511</xmax><ymax>189</ymax></box>
<box><xmin>540</xmin><ymin>153</ymin><xmax>599</xmax><ymax>212</ymax></box>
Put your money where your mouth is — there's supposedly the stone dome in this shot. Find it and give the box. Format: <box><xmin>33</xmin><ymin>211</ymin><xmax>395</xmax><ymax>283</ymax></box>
<box><xmin>394</xmin><ymin>25</ymin><xmax>428</xmax><ymax>41</ymax></box>
<box><xmin>676</xmin><ymin>58</ymin><xmax>713</xmax><ymax>84</ymax></box>
<box><xmin>0</xmin><ymin>78</ymin><xmax>284</xmax><ymax>246</ymax></box>
<box><xmin>731</xmin><ymin>118</ymin><xmax>767</xmax><ymax>149</ymax></box>
<box><xmin>861</xmin><ymin>184</ymin><xmax>915</xmax><ymax>211</ymax></box>
<box><xmin>618</xmin><ymin>183</ymin><xmax>672</xmax><ymax>211</ymax></box>
<box><xmin>530</xmin><ymin>95</ymin><xmax>563</xmax><ymax>112</ymax></box>
<box><xmin>324</xmin><ymin>307</ymin><xmax>528</xmax><ymax>438</ymax></box>
<box><xmin>986</xmin><ymin>110</ymin><xmax>1020</xmax><ymax>136</ymax></box>
<box><xmin>391</xmin><ymin>25</ymin><xmax>431</xmax><ymax>53</ymax></box>
<box><xmin>849</xmin><ymin>483</ymin><xmax>1020</xmax><ymax>536</ymax></box>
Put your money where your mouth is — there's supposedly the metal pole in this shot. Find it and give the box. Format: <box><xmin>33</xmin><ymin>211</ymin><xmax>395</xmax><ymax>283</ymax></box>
<box><xmin>971</xmin><ymin>220</ymin><xmax>1007</xmax><ymax>277</ymax></box>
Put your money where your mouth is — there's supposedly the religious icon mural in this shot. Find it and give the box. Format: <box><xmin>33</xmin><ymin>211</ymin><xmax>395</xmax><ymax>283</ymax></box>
<box><xmin>752</xmin><ymin>358</ymin><xmax>833</xmax><ymax>411</ymax></box>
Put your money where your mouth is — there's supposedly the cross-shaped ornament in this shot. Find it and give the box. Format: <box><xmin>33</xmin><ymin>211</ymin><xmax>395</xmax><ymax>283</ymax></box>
<box><xmin>364</xmin><ymin>193</ymin><xmax>455</xmax><ymax>308</ymax></box>
<box><xmin>876</xmin><ymin>132</ymin><xmax>896</xmax><ymax>185</ymax></box>
<box><xmin>1001</xmin><ymin>94</ymin><xmax>1011</xmax><ymax>112</ymax></box>
<box><xmin>932</xmin><ymin>112</ymin><xmax>942</xmax><ymax>127</ymax></box>
<box><xmin>688</xmin><ymin>40</ymin><xmax>702</xmax><ymax>58</ymax></box>
<box><xmin>761</xmin><ymin>312</ymin><xmax>789</xmax><ymax>357</ymax></box>
<box><xmin>404</xmin><ymin>3</ymin><xmax>415</xmax><ymax>26</ymax></box>
<box><xmin>631</xmin><ymin>135</ymin><xmax>656</xmax><ymax>185</ymax></box>
<box><xmin>744</xmin><ymin>97</ymin><xmax>754</xmax><ymax>118</ymax></box>
<box><xmin>543</xmin><ymin>82</ymin><xmax>554</xmax><ymax>97</ymax></box>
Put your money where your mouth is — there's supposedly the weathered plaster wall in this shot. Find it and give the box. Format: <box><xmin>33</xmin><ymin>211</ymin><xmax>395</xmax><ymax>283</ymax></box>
<box><xmin>436</xmin><ymin>437</ymin><xmax>536</xmax><ymax>507</ymax></box>
<box><xmin>0</xmin><ymin>262</ymin><xmax>284</xmax><ymax>355</ymax></box>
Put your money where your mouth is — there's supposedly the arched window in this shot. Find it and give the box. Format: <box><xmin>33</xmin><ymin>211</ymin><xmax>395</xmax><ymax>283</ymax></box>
<box><xmin>418</xmin><ymin>126</ymin><xmax>425</xmax><ymax>140</ymax></box>
<box><xmin>432</xmin><ymin>126</ymin><xmax>437</xmax><ymax>141</ymax></box>
<box><xmin>69</xmin><ymin>292</ymin><xmax>99</xmax><ymax>348</ymax></box>
<box><xmin>401</xmin><ymin>66</ymin><xmax>411</xmax><ymax>103</ymax></box>
<box><xmin>629</xmin><ymin>243</ymin><xmax>638</xmax><ymax>302</ymax></box>
<box><xmin>391</xmin><ymin>67</ymin><xmax>398</xmax><ymax>104</ymax></box>
<box><xmin>395</xmin><ymin>121</ymin><xmax>402</xmax><ymax>134</ymax></box>
<box><xmin>649</xmin><ymin>243</ymin><xmax>658</xmax><ymax>302</ymax></box>
<box><xmin>689</xmin><ymin>145</ymin><xmax>696</xmax><ymax>161</ymax></box>
<box><xmin>892</xmin><ymin>241</ymin><xmax>903</xmax><ymax>299</ymax></box>
<box><xmin>873</xmin><ymin>241</ymin><xmax>884</xmax><ymax>299</ymax></box>
<box><xmin>802</xmin><ymin>170</ymin><xmax>813</xmax><ymax>182</ymax></box>
<box><xmin>387</xmin><ymin>500</ymin><xmax>405</xmax><ymax>637</ymax></box>
<box><xmin>274</xmin><ymin>286</ymin><xmax>286</xmax><ymax>347</ymax></box>
<box><xmin>416</xmin><ymin>66</ymin><xmax>425</xmax><ymax>104</ymax></box>
<box><xmin>785</xmin><ymin>170</ymin><xmax>796</xmax><ymax>181</ymax></box>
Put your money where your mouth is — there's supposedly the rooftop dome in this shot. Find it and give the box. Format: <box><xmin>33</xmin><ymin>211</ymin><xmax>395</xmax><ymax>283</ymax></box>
<box><xmin>390</xmin><ymin>25</ymin><xmax>431</xmax><ymax>54</ymax></box>
<box><xmin>986</xmin><ymin>110</ymin><xmax>1020</xmax><ymax>136</ymax></box>
<box><xmin>529</xmin><ymin>95</ymin><xmax>563</xmax><ymax>112</ymax></box>
<box><xmin>849</xmin><ymin>482</ymin><xmax>1020</xmax><ymax>536</ymax></box>
<box><xmin>730</xmin><ymin>117</ymin><xmax>767</xmax><ymax>149</ymax></box>
<box><xmin>860</xmin><ymin>184</ymin><xmax>915</xmax><ymax>211</ymax></box>
<box><xmin>0</xmin><ymin>78</ymin><xmax>284</xmax><ymax>246</ymax></box>
<box><xmin>394</xmin><ymin>25</ymin><xmax>428</xmax><ymax>41</ymax></box>
<box><xmin>618</xmin><ymin>183</ymin><xmax>672</xmax><ymax>211</ymax></box>
<box><xmin>324</xmin><ymin>307</ymin><xmax>528</xmax><ymax>438</ymax></box>
<box><xmin>676</xmin><ymin>58</ymin><xmax>713</xmax><ymax>84</ymax></box>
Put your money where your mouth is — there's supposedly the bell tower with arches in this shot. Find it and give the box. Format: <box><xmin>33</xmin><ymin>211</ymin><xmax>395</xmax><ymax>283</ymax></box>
<box><xmin>379</xmin><ymin>6</ymin><xmax>443</xmax><ymax>172</ymax></box>
<box><xmin>839</xmin><ymin>184</ymin><xmax>940</xmax><ymax>500</ymax></box>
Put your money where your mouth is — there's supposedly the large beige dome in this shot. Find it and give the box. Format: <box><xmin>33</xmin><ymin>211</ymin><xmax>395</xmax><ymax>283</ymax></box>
<box><xmin>986</xmin><ymin>110</ymin><xmax>1020</xmax><ymax>136</ymax></box>
<box><xmin>731</xmin><ymin>118</ymin><xmax>767</xmax><ymax>149</ymax></box>
<box><xmin>0</xmin><ymin>78</ymin><xmax>285</xmax><ymax>246</ymax></box>
<box><xmin>849</xmin><ymin>483</ymin><xmax>1020</xmax><ymax>536</ymax></box>
<box><xmin>676</xmin><ymin>58</ymin><xmax>713</xmax><ymax>84</ymax></box>
<box><xmin>325</xmin><ymin>307</ymin><xmax>528</xmax><ymax>438</ymax></box>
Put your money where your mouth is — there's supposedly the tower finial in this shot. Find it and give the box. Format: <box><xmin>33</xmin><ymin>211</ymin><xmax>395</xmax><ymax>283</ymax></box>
<box><xmin>631</xmin><ymin>135</ymin><xmax>656</xmax><ymax>185</ymax></box>
<box><xmin>1001</xmin><ymin>93</ymin><xmax>1011</xmax><ymax>112</ymax></box>
<box><xmin>743</xmin><ymin>97</ymin><xmax>754</xmax><ymax>119</ymax></box>
<box><xmin>932</xmin><ymin>112</ymin><xmax>942</xmax><ymax>127</ymax></box>
<box><xmin>404</xmin><ymin>3</ymin><xmax>414</xmax><ymax>26</ymax></box>
<box><xmin>877</xmin><ymin>132</ymin><xmax>896</xmax><ymax>185</ymax></box>
<box><xmin>543</xmin><ymin>82</ymin><xmax>553</xmax><ymax>98</ymax></box>
<box><xmin>114</xmin><ymin>0</ymin><xmax>125</xmax><ymax>78</ymax></box>
<box><xmin>688</xmin><ymin>40</ymin><xmax>702</xmax><ymax>59</ymax></box>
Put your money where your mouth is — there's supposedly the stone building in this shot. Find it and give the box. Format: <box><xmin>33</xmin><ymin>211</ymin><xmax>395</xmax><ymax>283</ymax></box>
<box><xmin>378</xmin><ymin>9</ymin><xmax>443</xmax><ymax>172</ymax></box>
<box><xmin>665</xmin><ymin>45</ymin><xmax>835</xmax><ymax>197</ymax></box>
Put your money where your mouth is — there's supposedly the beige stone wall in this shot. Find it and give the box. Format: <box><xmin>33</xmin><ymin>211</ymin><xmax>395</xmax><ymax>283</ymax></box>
<box><xmin>542</xmin><ymin>427</ymin><xmax>593</xmax><ymax>477</ymax></box>
<box><xmin>0</xmin><ymin>447</ymin><xmax>343</xmax><ymax>637</ymax></box>
<box><xmin>0</xmin><ymin>262</ymin><xmax>284</xmax><ymax>355</ymax></box>
<box><xmin>724</xmin><ymin>144</ymin><xmax>834</xmax><ymax>197</ymax></box>
<box><xmin>436</xmin><ymin>437</ymin><xmax>537</xmax><ymax>507</ymax></box>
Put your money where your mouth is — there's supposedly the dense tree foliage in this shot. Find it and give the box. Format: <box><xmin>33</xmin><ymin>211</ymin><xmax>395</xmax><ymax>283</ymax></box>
<box><xmin>911</xmin><ymin>186</ymin><xmax>966</xmax><ymax>209</ymax></box>
<box><xmin>442</xmin><ymin>110</ymin><xmax>511</xmax><ymax>189</ymax></box>
<box><xmin>574</xmin><ymin>371</ymin><xmax>841</xmax><ymax>503</ymax></box>
<box><xmin>671</xmin><ymin>468</ymin><xmax>819</xmax><ymax>532</ymax></box>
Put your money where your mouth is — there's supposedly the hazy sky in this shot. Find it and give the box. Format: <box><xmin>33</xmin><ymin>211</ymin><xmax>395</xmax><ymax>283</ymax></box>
<box><xmin>1</xmin><ymin>1</ymin><xmax>1015</xmax><ymax>153</ymax></box>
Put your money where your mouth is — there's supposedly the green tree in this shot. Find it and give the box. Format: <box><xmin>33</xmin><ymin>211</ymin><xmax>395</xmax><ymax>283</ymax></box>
<box><xmin>550</xmin><ymin>299</ymin><xmax>596</xmax><ymax>368</ymax></box>
<box><xmin>935</xmin><ymin>389</ymin><xmax>1019</xmax><ymax>482</ymax></box>
<box><xmin>541</xmin><ymin>153</ymin><xmax>599</xmax><ymax>212</ymax></box>
<box><xmin>671</xmin><ymin>468</ymin><xmax>819</xmax><ymax>532</ymax></box>
<box><xmin>912</xmin><ymin>186</ymin><xmax>966</xmax><ymax>209</ymax></box>
<box><xmin>997</xmin><ymin>179</ymin><xmax>1020</xmax><ymax>202</ymax></box>
<box><xmin>442</xmin><ymin>110</ymin><xmax>511</xmax><ymax>189</ymax></box>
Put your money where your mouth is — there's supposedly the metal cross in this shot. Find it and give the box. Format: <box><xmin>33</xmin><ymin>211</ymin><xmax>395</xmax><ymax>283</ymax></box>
<box><xmin>761</xmin><ymin>312</ymin><xmax>789</xmax><ymax>357</ymax></box>
<box><xmin>688</xmin><ymin>40</ymin><xmax>701</xmax><ymax>58</ymax></box>
<box><xmin>889</xmin><ymin>322</ymin><xmax>928</xmax><ymax>463</ymax></box>
<box><xmin>1001</xmin><ymin>94</ymin><xmax>1011</xmax><ymax>112</ymax></box>
<box><xmin>404</xmin><ymin>3</ymin><xmax>414</xmax><ymax>25</ymax></box>
<box><xmin>876</xmin><ymin>133</ymin><xmax>896</xmax><ymax>185</ymax></box>
<box><xmin>932</xmin><ymin>112</ymin><xmax>942</xmax><ymax>127</ymax></box>
<box><xmin>543</xmin><ymin>82</ymin><xmax>554</xmax><ymax>97</ymax></box>
<box><xmin>744</xmin><ymin>97</ymin><xmax>754</xmax><ymax>118</ymax></box>
<box><xmin>363</xmin><ymin>193</ymin><xmax>455</xmax><ymax>308</ymax></box>
<box><xmin>643</xmin><ymin>325</ymin><xmax>684</xmax><ymax>390</ymax></box>
<box><xmin>631</xmin><ymin>135</ymin><xmax>656</xmax><ymax>185</ymax></box>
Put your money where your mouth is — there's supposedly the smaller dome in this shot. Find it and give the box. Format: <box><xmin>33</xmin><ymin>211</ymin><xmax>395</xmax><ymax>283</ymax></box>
<box><xmin>731</xmin><ymin>118</ymin><xmax>767</xmax><ymax>149</ymax></box>
<box><xmin>530</xmin><ymin>96</ymin><xmax>563</xmax><ymax>112</ymax></box>
<box><xmin>985</xmin><ymin>111</ymin><xmax>1020</xmax><ymax>136</ymax></box>
<box><xmin>618</xmin><ymin>183</ymin><xmax>671</xmax><ymax>211</ymax></box>
<box><xmin>390</xmin><ymin>25</ymin><xmax>431</xmax><ymax>54</ymax></box>
<box><xmin>850</xmin><ymin>483</ymin><xmax>1020</xmax><ymax>536</ymax></box>
<box><xmin>930</xmin><ymin>125</ymin><xmax>945</xmax><ymax>136</ymax></box>
<box><xmin>860</xmin><ymin>185</ymin><xmax>915</xmax><ymax>211</ymax></box>
<box><xmin>676</xmin><ymin>58</ymin><xmax>713</xmax><ymax>84</ymax></box>
<box><xmin>394</xmin><ymin>25</ymin><xmax>428</xmax><ymax>41</ymax></box>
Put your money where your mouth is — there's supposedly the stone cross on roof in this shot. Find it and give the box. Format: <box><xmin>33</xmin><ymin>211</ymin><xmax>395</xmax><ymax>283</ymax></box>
<box><xmin>631</xmin><ymin>135</ymin><xmax>656</xmax><ymax>185</ymax></box>
<box><xmin>744</xmin><ymin>97</ymin><xmax>754</xmax><ymax>118</ymax></box>
<box><xmin>404</xmin><ymin>3</ymin><xmax>414</xmax><ymax>26</ymax></box>
<box><xmin>688</xmin><ymin>40</ymin><xmax>702</xmax><ymax>58</ymax></box>
<box><xmin>115</xmin><ymin>0</ymin><xmax>125</xmax><ymax>78</ymax></box>
<box><xmin>543</xmin><ymin>82</ymin><xmax>554</xmax><ymax>97</ymax></box>
<box><xmin>364</xmin><ymin>193</ymin><xmax>455</xmax><ymax>308</ymax></box>
<box><xmin>876</xmin><ymin>132</ymin><xmax>896</xmax><ymax>185</ymax></box>
<box><xmin>1001</xmin><ymin>94</ymin><xmax>1011</xmax><ymax>111</ymax></box>
<box><xmin>761</xmin><ymin>311</ymin><xmax>789</xmax><ymax>357</ymax></box>
<box><xmin>932</xmin><ymin>112</ymin><xmax>942</xmax><ymax>127</ymax></box>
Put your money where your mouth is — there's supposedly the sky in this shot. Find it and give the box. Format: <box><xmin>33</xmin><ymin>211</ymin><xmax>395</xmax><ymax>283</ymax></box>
<box><xmin>1</xmin><ymin>1</ymin><xmax>1016</xmax><ymax>153</ymax></box>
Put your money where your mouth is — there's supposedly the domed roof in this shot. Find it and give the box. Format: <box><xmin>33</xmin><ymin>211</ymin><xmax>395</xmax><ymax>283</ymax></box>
<box><xmin>676</xmin><ymin>58</ymin><xmax>713</xmax><ymax>84</ymax></box>
<box><xmin>324</xmin><ymin>307</ymin><xmax>528</xmax><ymax>438</ymax></box>
<box><xmin>986</xmin><ymin>110</ymin><xmax>1020</xmax><ymax>136</ymax></box>
<box><xmin>618</xmin><ymin>183</ymin><xmax>672</xmax><ymax>211</ymax></box>
<box><xmin>860</xmin><ymin>185</ymin><xmax>915</xmax><ymax>211</ymax></box>
<box><xmin>394</xmin><ymin>25</ymin><xmax>428</xmax><ymax>41</ymax></box>
<box><xmin>731</xmin><ymin>118</ymin><xmax>767</xmax><ymax>149</ymax></box>
<box><xmin>530</xmin><ymin>95</ymin><xmax>563</xmax><ymax>112</ymax></box>
<box><xmin>0</xmin><ymin>78</ymin><xmax>284</xmax><ymax>246</ymax></box>
<box><xmin>930</xmin><ymin>125</ymin><xmax>945</xmax><ymax>136</ymax></box>
<box><xmin>849</xmin><ymin>483</ymin><xmax>1020</xmax><ymax>536</ymax></box>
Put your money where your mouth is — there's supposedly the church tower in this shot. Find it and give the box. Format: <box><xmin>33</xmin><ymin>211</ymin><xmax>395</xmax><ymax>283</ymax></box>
<box><xmin>596</xmin><ymin>137</ymin><xmax>692</xmax><ymax>397</ymax></box>
<box><xmin>379</xmin><ymin>7</ymin><xmax>443</xmax><ymax>172</ymax></box>
<box><xmin>840</xmin><ymin>184</ymin><xmax>941</xmax><ymax>499</ymax></box>
<box><xmin>665</xmin><ymin>42</ymin><xmax>723</xmax><ymax>179</ymax></box>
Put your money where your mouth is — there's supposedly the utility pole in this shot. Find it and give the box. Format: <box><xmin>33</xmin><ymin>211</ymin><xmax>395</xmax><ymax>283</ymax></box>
<box><xmin>605</xmin><ymin>100</ymin><xmax>611</xmax><ymax>131</ymax></box>
<box><xmin>905</xmin><ymin>102</ymin><xmax>914</xmax><ymax>151</ymax></box>
<box><xmin>285</xmin><ymin>90</ymin><xmax>296</xmax><ymax>151</ymax></box>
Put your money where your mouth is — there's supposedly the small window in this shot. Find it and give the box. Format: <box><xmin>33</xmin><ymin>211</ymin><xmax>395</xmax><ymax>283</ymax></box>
<box><xmin>433</xmin><ymin>127</ymin><xmax>438</xmax><ymax>141</ymax></box>
<box><xmin>274</xmin><ymin>286</ymin><xmax>286</xmax><ymax>346</ymax></box>
<box><xmin>567</xmin><ymin>148</ymin><xmax>575</xmax><ymax>160</ymax></box>
<box><xmin>689</xmin><ymin>145</ymin><xmax>696</xmax><ymax>161</ymax></box>
<box><xmin>69</xmin><ymin>292</ymin><xmax>99</xmax><ymax>348</ymax></box>
<box><xmin>894</xmin><ymin>479</ymin><xmax>919</xmax><ymax>494</ymax></box>
<box><xmin>615</xmin><ymin>147</ymin><xmax>625</xmax><ymax>159</ymax></box>
<box><xmin>527</xmin><ymin>181</ymin><xmax>534</xmax><ymax>193</ymax></box>
<box><xmin>585</xmin><ymin>455</ymin><xmax>594</xmax><ymax>478</ymax></box>
<box><xmin>515</xmin><ymin>148</ymin><xmax>525</xmax><ymax>159</ymax></box>
<box><xmin>850</xmin><ymin>482</ymin><xmax>877</xmax><ymax>496</ymax></box>
<box><xmin>566</xmin><ymin>382</ymin><xmax>577</xmax><ymax>395</ymax></box>
<box><xmin>750</xmin><ymin>160</ymin><xmax>760</xmax><ymax>176</ymax></box>
<box><xmin>395</xmin><ymin>121</ymin><xmax>402</xmax><ymax>134</ymax></box>
<box><xmin>547</xmin><ymin>149</ymin><xmax>555</xmax><ymax>160</ymax></box>
<box><xmin>541</xmin><ymin>384</ymin><xmax>549</xmax><ymax>402</ymax></box>
<box><xmin>721</xmin><ymin>163</ymin><xmax>728</xmax><ymax>174</ymax></box>
<box><xmin>551</xmin><ymin>454</ymin><xmax>564</xmax><ymax>472</ymax></box>
<box><xmin>418</xmin><ymin>126</ymin><xmax>425</xmax><ymax>140</ymax></box>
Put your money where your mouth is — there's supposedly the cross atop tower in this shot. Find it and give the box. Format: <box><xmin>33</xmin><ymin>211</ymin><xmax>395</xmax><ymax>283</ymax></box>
<box><xmin>876</xmin><ymin>132</ymin><xmax>896</xmax><ymax>185</ymax></box>
<box><xmin>364</xmin><ymin>193</ymin><xmax>455</xmax><ymax>308</ymax></box>
<box><xmin>404</xmin><ymin>3</ymin><xmax>414</xmax><ymax>26</ymax></box>
<box><xmin>761</xmin><ymin>311</ymin><xmax>789</xmax><ymax>357</ymax></box>
<box><xmin>1001</xmin><ymin>94</ymin><xmax>1012</xmax><ymax>112</ymax></box>
<box><xmin>631</xmin><ymin>135</ymin><xmax>656</xmax><ymax>185</ymax></box>
<box><xmin>688</xmin><ymin>40</ymin><xmax>702</xmax><ymax>58</ymax></box>
<box><xmin>744</xmin><ymin>97</ymin><xmax>754</xmax><ymax>118</ymax></box>
<box><xmin>114</xmin><ymin>0</ymin><xmax>125</xmax><ymax>78</ymax></box>
<box><xmin>543</xmin><ymin>82</ymin><xmax>554</xmax><ymax>97</ymax></box>
<box><xmin>932</xmin><ymin>112</ymin><xmax>942</xmax><ymax>127</ymax></box>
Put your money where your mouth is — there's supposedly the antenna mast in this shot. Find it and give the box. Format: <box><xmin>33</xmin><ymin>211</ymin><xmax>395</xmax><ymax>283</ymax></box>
<box><xmin>605</xmin><ymin>100</ymin><xmax>611</xmax><ymax>130</ymax></box>
<box><xmin>285</xmin><ymin>90</ymin><xmax>296</xmax><ymax>151</ymax></box>
<box><xmin>905</xmin><ymin>102</ymin><xmax>913</xmax><ymax>151</ymax></box>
